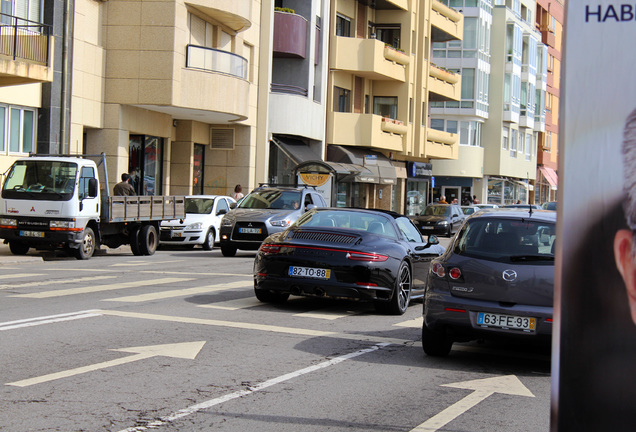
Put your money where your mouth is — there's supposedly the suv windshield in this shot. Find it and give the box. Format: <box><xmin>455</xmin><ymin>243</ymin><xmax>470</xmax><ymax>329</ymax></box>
<box><xmin>453</xmin><ymin>218</ymin><xmax>555</xmax><ymax>263</ymax></box>
<box><xmin>2</xmin><ymin>160</ymin><xmax>77</xmax><ymax>201</ymax></box>
<box><xmin>424</xmin><ymin>205</ymin><xmax>450</xmax><ymax>216</ymax></box>
<box><xmin>238</xmin><ymin>189</ymin><xmax>301</xmax><ymax>210</ymax></box>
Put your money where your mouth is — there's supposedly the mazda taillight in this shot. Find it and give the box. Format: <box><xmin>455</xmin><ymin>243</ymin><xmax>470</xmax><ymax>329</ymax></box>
<box><xmin>448</xmin><ymin>267</ymin><xmax>462</xmax><ymax>280</ymax></box>
<box><xmin>432</xmin><ymin>262</ymin><xmax>446</xmax><ymax>278</ymax></box>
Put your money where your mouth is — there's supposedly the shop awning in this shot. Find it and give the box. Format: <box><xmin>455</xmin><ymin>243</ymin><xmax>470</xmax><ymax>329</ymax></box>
<box><xmin>271</xmin><ymin>136</ymin><xmax>321</xmax><ymax>164</ymax></box>
<box><xmin>539</xmin><ymin>166</ymin><xmax>558</xmax><ymax>190</ymax></box>
<box><xmin>327</xmin><ymin>145</ymin><xmax>400</xmax><ymax>185</ymax></box>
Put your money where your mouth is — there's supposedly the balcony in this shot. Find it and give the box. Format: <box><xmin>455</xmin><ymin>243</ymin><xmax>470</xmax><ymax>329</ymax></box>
<box><xmin>430</xmin><ymin>0</ymin><xmax>463</xmax><ymax>43</ymax></box>
<box><xmin>186</xmin><ymin>45</ymin><xmax>247</xmax><ymax>79</ymax></box>
<box><xmin>273</xmin><ymin>11</ymin><xmax>307</xmax><ymax>59</ymax></box>
<box><xmin>428</xmin><ymin>64</ymin><xmax>460</xmax><ymax>101</ymax></box>
<box><xmin>373</xmin><ymin>0</ymin><xmax>408</xmax><ymax>10</ymax></box>
<box><xmin>0</xmin><ymin>14</ymin><xmax>53</xmax><ymax>86</ymax></box>
<box><xmin>381</xmin><ymin>117</ymin><xmax>408</xmax><ymax>135</ymax></box>
<box><xmin>330</xmin><ymin>37</ymin><xmax>407</xmax><ymax>82</ymax></box>
<box><xmin>328</xmin><ymin>112</ymin><xmax>404</xmax><ymax>152</ymax></box>
<box><xmin>187</xmin><ymin>0</ymin><xmax>251</xmax><ymax>32</ymax></box>
<box><xmin>425</xmin><ymin>128</ymin><xmax>458</xmax><ymax>159</ymax></box>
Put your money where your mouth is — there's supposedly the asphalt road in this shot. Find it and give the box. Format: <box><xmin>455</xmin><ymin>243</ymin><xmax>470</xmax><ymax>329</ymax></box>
<box><xmin>0</xmin><ymin>239</ymin><xmax>551</xmax><ymax>432</ymax></box>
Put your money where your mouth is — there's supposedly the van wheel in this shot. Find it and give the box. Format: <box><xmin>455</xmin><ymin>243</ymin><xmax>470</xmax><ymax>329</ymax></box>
<box><xmin>9</xmin><ymin>242</ymin><xmax>30</xmax><ymax>255</ymax></box>
<box><xmin>75</xmin><ymin>227</ymin><xmax>96</xmax><ymax>260</ymax></box>
<box><xmin>139</xmin><ymin>225</ymin><xmax>158</xmax><ymax>255</ymax></box>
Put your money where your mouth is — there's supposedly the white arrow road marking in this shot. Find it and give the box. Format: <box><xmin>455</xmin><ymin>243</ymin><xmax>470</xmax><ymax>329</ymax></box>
<box><xmin>410</xmin><ymin>375</ymin><xmax>535</xmax><ymax>432</ymax></box>
<box><xmin>116</xmin><ymin>343</ymin><xmax>391</xmax><ymax>432</ymax></box>
<box><xmin>140</xmin><ymin>270</ymin><xmax>254</xmax><ymax>277</ymax></box>
<box><xmin>102</xmin><ymin>280</ymin><xmax>252</xmax><ymax>302</ymax></box>
<box><xmin>0</xmin><ymin>310</ymin><xmax>102</xmax><ymax>331</ymax></box>
<box><xmin>110</xmin><ymin>260</ymin><xmax>185</xmax><ymax>267</ymax></box>
<box><xmin>6</xmin><ymin>341</ymin><xmax>206</xmax><ymax>387</ymax></box>
<box><xmin>0</xmin><ymin>273</ymin><xmax>45</xmax><ymax>280</ymax></box>
<box><xmin>9</xmin><ymin>277</ymin><xmax>193</xmax><ymax>298</ymax></box>
<box><xmin>197</xmin><ymin>297</ymin><xmax>261</xmax><ymax>310</ymax></box>
<box><xmin>0</xmin><ymin>275</ymin><xmax>117</xmax><ymax>290</ymax></box>
<box><xmin>394</xmin><ymin>317</ymin><xmax>423</xmax><ymax>328</ymax></box>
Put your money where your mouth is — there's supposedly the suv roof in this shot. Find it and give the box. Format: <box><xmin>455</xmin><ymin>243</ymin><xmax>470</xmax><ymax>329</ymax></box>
<box><xmin>467</xmin><ymin>207</ymin><xmax>556</xmax><ymax>221</ymax></box>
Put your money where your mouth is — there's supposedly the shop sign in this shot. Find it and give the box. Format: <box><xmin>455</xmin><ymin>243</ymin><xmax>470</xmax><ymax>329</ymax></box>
<box><xmin>298</xmin><ymin>172</ymin><xmax>331</xmax><ymax>187</ymax></box>
<box><xmin>364</xmin><ymin>155</ymin><xmax>377</xmax><ymax>166</ymax></box>
<box><xmin>408</xmin><ymin>162</ymin><xmax>433</xmax><ymax>178</ymax></box>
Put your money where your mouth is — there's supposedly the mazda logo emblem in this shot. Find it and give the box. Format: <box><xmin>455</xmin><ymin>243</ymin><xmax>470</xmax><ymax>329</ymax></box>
<box><xmin>502</xmin><ymin>269</ymin><xmax>518</xmax><ymax>282</ymax></box>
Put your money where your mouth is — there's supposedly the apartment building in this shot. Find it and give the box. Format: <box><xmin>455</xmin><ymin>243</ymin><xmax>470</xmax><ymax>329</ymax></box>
<box><xmin>71</xmin><ymin>0</ymin><xmax>260</xmax><ymax>196</ymax></box>
<box><xmin>0</xmin><ymin>0</ymin><xmax>57</xmax><ymax>173</ymax></box>
<box><xmin>293</xmin><ymin>0</ymin><xmax>463</xmax><ymax>210</ymax></box>
<box><xmin>429</xmin><ymin>0</ymin><xmax>548</xmax><ymax>207</ymax></box>
<box><xmin>533</xmin><ymin>0</ymin><xmax>562</xmax><ymax>204</ymax></box>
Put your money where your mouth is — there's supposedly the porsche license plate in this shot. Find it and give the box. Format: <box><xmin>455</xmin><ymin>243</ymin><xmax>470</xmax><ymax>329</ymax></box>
<box><xmin>477</xmin><ymin>312</ymin><xmax>536</xmax><ymax>331</ymax></box>
<box><xmin>288</xmin><ymin>266</ymin><xmax>331</xmax><ymax>279</ymax></box>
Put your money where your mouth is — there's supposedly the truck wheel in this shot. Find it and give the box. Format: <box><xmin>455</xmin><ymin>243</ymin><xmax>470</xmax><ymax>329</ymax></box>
<box><xmin>129</xmin><ymin>227</ymin><xmax>142</xmax><ymax>256</ymax></box>
<box><xmin>221</xmin><ymin>244</ymin><xmax>237</xmax><ymax>257</ymax></box>
<box><xmin>9</xmin><ymin>242</ymin><xmax>29</xmax><ymax>255</ymax></box>
<box><xmin>202</xmin><ymin>229</ymin><xmax>215</xmax><ymax>251</ymax></box>
<box><xmin>139</xmin><ymin>225</ymin><xmax>158</xmax><ymax>255</ymax></box>
<box><xmin>75</xmin><ymin>227</ymin><xmax>96</xmax><ymax>260</ymax></box>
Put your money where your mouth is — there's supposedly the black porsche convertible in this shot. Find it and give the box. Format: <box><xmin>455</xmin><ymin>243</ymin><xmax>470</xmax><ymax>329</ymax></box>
<box><xmin>253</xmin><ymin>208</ymin><xmax>445</xmax><ymax>315</ymax></box>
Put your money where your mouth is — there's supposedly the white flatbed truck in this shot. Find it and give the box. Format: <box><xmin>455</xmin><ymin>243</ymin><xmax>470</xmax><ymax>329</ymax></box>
<box><xmin>0</xmin><ymin>153</ymin><xmax>185</xmax><ymax>259</ymax></box>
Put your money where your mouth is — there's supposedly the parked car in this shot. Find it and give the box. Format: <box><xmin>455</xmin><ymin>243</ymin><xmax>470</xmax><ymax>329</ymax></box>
<box><xmin>159</xmin><ymin>195</ymin><xmax>235</xmax><ymax>250</ymax></box>
<box><xmin>254</xmin><ymin>208</ymin><xmax>445</xmax><ymax>315</ymax></box>
<box><xmin>474</xmin><ymin>203</ymin><xmax>499</xmax><ymax>210</ymax></box>
<box><xmin>461</xmin><ymin>206</ymin><xmax>481</xmax><ymax>216</ymax></box>
<box><xmin>410</xmin><ymin>204</ymin><xmax>465</xmax><ymax>237</ymax></box>
<box><xmin>421</xmin><ymin>208</ymin><xmax>557</xmax><ymax>356</ymax></box>
<box><xmin>501</xmin><ymin>204</ymin><xmax>543</xmax><ymax>209</ymax></box>
<box><xmin>542</xmin><ymin>201</ymin><xmax>557</xmax><ymax>211</ymax></box>
<box><xmin>220</xmin><ymin>185</ymin><xmax>327</xmax><ymax>257</ymax></box>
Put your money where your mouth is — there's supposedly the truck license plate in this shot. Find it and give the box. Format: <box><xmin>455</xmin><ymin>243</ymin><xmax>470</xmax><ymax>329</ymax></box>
<box><xmin>20</xmin><ymin>230</ymin><xmax>44</xmax><ymax>238</ymax></box>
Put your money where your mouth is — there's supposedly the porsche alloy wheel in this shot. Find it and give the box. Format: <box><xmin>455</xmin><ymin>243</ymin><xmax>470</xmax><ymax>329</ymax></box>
<box><xmin>376</xmin><ymin>261</ymin><xmax>412</xmax><ymax>315</ymax></box>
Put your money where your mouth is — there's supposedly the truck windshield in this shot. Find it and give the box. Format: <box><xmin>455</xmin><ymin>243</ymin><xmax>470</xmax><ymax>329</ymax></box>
<box><xmin>238</xmin><ymin>190</ymin><xmax>301</xmax><ymax>210</ymax></box>
<box><xmin>2</xmin><ymin>160</ymin><xmax>77</xmax><ymax>201</ymax></box>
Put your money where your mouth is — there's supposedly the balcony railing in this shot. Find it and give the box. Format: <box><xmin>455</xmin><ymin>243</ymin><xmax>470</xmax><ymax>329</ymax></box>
<box><xmin>186</xmin><ymin>45</ymin><xmax>247</xmax><ymax>79</ymax></box>
<box><xmin>0</xmin><ymin>13</ymin><xmax>51</xmax><ymax>65</ymax></box>
<box><xmin>271</xmin><ymin>83</ymin><xmax>308</xmax><ymax>96</ymax></box>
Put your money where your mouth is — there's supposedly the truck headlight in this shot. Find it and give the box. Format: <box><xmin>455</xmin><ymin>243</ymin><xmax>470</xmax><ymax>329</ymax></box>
<box><xmin>0</xmin><ymin>218</ymin><xmax>17</xmax><ymax>228</ymax></box>
<box><xmin>271</xmin><ymin>218</ymin><xmax>291</xmax><ymax>227</ymax></box>
<box><xmin>50</xmin><ymin>220</ymin><xmax>76</xmax><ymax>229</ymax></box>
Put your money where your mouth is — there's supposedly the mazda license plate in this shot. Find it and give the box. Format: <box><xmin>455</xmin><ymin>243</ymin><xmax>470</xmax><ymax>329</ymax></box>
<box><xmin>288</xmin><ymin>266</ymin><xmax>331</xmax><ymax>280</ymax></box>
<box><xmin>477</xmin><ymin>312</ymin><xmax>536</xmax><ymax>331</ymax></box>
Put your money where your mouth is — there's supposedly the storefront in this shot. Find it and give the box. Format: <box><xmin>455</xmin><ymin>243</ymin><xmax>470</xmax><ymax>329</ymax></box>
<box><xmin>486</xmin><ymin>177</ymin><xmax>529</xmax><ymax>205</ymax></box>
<box><xmin>535</xmin><ymin>166</ymin><xmax>558</xmax><ymax>204</ymax></box>
<box><xmin>129</xmin><ymin>135</ymin><xmax>164</xmax><ymax>196</ymax></box>
<box><xmin>405</xmin><ymin>162</ymin><xmax>432</xmax><ymax>216</ymax></box>
<box><xmin>429</xmin><ymin>175</ymin><xmax>474</xmax><ymax>206</ymax></box>
<box><xmin>269</xmin><ymin>136</ymin><xmax>321</xmax><ymax>185</ymax></box>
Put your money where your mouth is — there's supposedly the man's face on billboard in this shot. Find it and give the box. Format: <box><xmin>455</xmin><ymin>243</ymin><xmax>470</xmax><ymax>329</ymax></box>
<box><xmin>613</xmin><ymin>229</ymin><xmax>636</xmax><ymax>325</ymax></box>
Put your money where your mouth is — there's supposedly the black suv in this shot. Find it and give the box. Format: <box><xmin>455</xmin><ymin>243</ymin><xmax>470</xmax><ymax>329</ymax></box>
<box><xmin>219</xmin><ymin>185</ymin><xmax>327</xmax><ymax>256</ymax></box>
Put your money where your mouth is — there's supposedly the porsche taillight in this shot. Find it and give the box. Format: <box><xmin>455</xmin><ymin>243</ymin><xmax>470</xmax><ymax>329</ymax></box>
<box><xmin>259</xmin><ymin>244</ymin><xmax>281</xmax><ymax>254</ymax></box>
<box><xmin>346</xmin><ymin>251</ymin><xmax>389</xmax><ymax>262</ymax></box>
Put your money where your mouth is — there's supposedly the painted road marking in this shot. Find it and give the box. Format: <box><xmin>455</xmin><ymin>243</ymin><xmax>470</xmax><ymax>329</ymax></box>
<box><xmin>10</xmin><ymin>278</ymin><xmax>193</xmax><ymax>299</ymax></box>
<box><xmin>115</xmin><ymin>343</ymin><xmax>391</xmax><ymax>432</ymax></box>
<box><xmin>140</xmin><ymin>270</ymin><xmax>254</xmax><ymax>277</ymax></box>
<box><xmin>0</xmin><ymin>310</ymin><xmax>102</xmax><ymax>331</ymax></box>
<box><xmin>0</xmin><ymin>273</ymin><xmax>45</xmax><ymax>280</ymax></box>
<box><xmin>0</xmin><ymin>275</ymin><xmax>117</xmax><ymax>290</ymax></box>
<box><xmin>99</xmin><ymin>310</ymin><xmax>407</xmax><ymax>344</ymax></box>
<box><xmin>293</xmin><ymin>308</ymin><xmax>357</xmax><ymax>320</ymax></box>
<box><xmin>197</xmin><ymin>297</ymin><xmax>260</xmax><ymax>310</ymax></box>
<box><xmin>394</xmin><ymin>317</ymin><xmax>423</xmax><ymax>328</ymax></box>
<box><xmin>409</xmin><ymin>375</ymin><xmax>535</xmax><ymax>432</ymax></box>
<box><xmin>7</xmin><ymin>341</ymin><xmax>206</xmax><ymax>387</ymax></box>
<box><xmin>109</xmin><ymin>260</ymin><xmax>186</xmax><ymax>267</ymax></box>
<box><xmin>102</xmin><ymin>281</ymin><xmax>252</xmax><ymax>303</ymax></box>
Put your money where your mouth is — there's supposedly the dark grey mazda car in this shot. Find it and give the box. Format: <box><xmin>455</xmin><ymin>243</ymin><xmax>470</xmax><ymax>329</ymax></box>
<box><xmin>421</xmin><ymin>208</ymin><xmax>556</xmax><ymax>356</ymax></box>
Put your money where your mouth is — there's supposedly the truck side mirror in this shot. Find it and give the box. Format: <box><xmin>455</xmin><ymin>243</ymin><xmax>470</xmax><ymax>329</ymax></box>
<box><xmin>88</xmin><ymin>178</ymin><xmax>98</xmax><ymax>198</ymax></box>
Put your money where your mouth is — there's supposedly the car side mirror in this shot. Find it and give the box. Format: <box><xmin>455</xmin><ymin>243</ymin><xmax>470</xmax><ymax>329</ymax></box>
<box><xmin>229</xmin><ymin>202</ymin><xmax>237</xmax><ymax>209</ymax></box>
<box><xmin>217</xmin><ymin>208</ymin><xmax>227</xmax><ymax>216</ymax></box>
<box><xmin>305</xmin><ymin>204</ymin><xmax>317</xmax><ymax>212</ymax></box>
<box><xmin>428</xmin><ymin>235</ymin><xmax>439</xmax><ymax>245</ymax></box>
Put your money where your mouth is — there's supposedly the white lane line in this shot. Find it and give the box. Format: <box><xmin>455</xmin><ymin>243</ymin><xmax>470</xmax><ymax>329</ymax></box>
<box><xmin>0</xmin><ymin>310</ymin><xmax>102</xmax><ymax>331</ymax></box>
<box><xmin>0</xmin><ymin>273</ymin><xmax>45</xmax><ymax>280</ymax></box>
<box><xmin>116</xmin><ymin>343</ymin><xmax>391</xmax><ymax>432</ymax></box>
<box><xmin>102</xmin><ymin>281</ymin><xmax>252</xmax><ymax>303</ymax></box>
<box><xmin>0</xmin><ymin>275</ymin><xmax>117</xmax><ymax>290</ymax></box>
<box><xmin>197</xmin><ymin>298</ymin><xmax>261</xmax><ymax>310</ymax></box>
<box><xmin>110</xmin><ymin>260</ymin><xmax>185</xmax><ymax>267</ymax></box>
<box><xmin>394</xmin><ymin>317</ymin><xmax>423</xmax><ymax>328</ymax></box>
<box><xmin>140</xmin><ymin>270</ymin><xmax>253</xmax><ymax>277</ymax></box>
<box><xmin>10</xmin><ymin>278</ymin><xmax>193</xmax><ymax>299</ymax></box>
<box><xmin>98</xmin><ymin>310</ymin><xmax>408</xmax><ymax>344</ymax></box>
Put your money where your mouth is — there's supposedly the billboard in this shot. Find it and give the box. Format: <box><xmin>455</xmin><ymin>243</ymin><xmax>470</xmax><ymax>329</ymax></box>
<box><xmin>554</xmin><ymin>2</ymin><xmax>636</xmax><ymax>430</ymax></box>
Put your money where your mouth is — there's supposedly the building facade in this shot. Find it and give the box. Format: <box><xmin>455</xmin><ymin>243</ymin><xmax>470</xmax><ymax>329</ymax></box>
<box><xmin>429</xmin><ymin>0</ymin><xmax>549</xmax><ymax>207</ymax></box>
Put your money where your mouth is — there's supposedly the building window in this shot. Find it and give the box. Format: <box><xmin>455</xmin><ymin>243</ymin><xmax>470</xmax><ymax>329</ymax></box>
<box><xmin>409</xmin><ymin>98</ymin><xmax>413</xmax><ymax>124</ymax></box>
<box><xmin>373</xmin><ymin>96</ymin><xmax>398</xmax><ymax>119</ymax></box>
<box><xmin>193</xmin><ymin>144</ymin><xmax>204</xmax><ymax>195</ymax></box>
<box><xmin>525</xmin><ymin>133</ymin><xmax>532</xmax><ymax>160</ymax></box>
<box><xmin>129</xmin><ymin>135</ymin><xmax>164</xmax><ymax>196</ymax></box>
<box><xmin>502</xmin><ymin>126</ymin><xmax>509</xmax><ymax>150</ymax></box>
<box><xmin>373</xmin><ymin>23</ymin><xmax>401</xmax><ymax>49</ymax></box>
<box><xmin>334</xmin><ymin>87</ymin><xmax>351</xmax><ymax>112</ymax></box>
<box><xmin>430</xmin><ymin>119</ymin><xmax>444</xmax><ymax>131</ymax></box>
<box><xmin>336</xmin><ymin>14</ymin><xmax>351</xmax><ymax>37</ymax></box>
<box><xmin>510</xmin><ymin>129</ymin><xmax>518</xmax><ymax>157</ymax></box>
<box><xmin>447</xmin><ymin>120</ymin><xmax>458</xmax><ymax>134</ymax></box>
<box><xmin>0</xmin><ymin>105</ymin><xmax>35</xmax><ymax>154</ymax></box>
<box><xmin>1</xmin><ymin>0</ymin><xmax>41</xmax><ymax>25</ymax></box>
